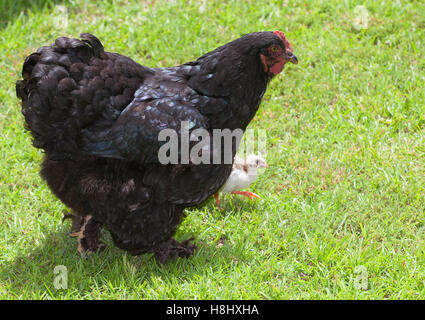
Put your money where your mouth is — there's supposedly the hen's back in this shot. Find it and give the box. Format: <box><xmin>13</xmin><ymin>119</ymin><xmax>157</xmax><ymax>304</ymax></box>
<box><xmin>16</xmin><ymin>33</ymin><xmax>151</xmax><ymax>158</ymax></box>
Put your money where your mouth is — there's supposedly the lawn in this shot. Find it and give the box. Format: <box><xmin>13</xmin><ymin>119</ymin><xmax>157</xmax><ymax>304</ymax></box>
<box><xmin>0</xmin><ymin>0</ymin><xmax>424</xmax><ymax>299</ymax></box>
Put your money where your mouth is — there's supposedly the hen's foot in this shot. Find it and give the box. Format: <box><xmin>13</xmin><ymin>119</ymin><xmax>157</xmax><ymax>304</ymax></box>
<box><xmin>66</xmin><ymin>214</ymin><xmax>105</xmax><ymax>254</ymax></box>
<box><xmin>153</xmin><ymin>238</ymin><xmax>195</xmax><ymax>264</ymax></box>
<box><xmin>231</xmin><ymin>190</ymin><xmax>262</xmax><ymax>200</ymax></box>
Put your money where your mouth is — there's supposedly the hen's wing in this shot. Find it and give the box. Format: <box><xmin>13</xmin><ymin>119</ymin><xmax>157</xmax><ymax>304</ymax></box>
<box><xmin>79</xmin><ymin>72</ymin><xmax>210</xmax><ymax>165</ymax></box>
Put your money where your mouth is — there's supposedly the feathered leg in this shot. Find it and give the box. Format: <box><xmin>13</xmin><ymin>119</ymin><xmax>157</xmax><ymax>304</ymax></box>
<box><xmin>64</xmin><ymin>212</ymin><xmax>105</xmax><ymax>254</ymax></box>
<box><xmin>152</xmin><ymin>238</ymin><xmax>195</xmax><ymax>264</ymax></box>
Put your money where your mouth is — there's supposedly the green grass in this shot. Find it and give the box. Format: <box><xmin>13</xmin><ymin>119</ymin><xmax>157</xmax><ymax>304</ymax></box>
<box><xmin>1</xmin><ymin>0</ymin><xmax>424</xmax><ymax>299</ymax></box>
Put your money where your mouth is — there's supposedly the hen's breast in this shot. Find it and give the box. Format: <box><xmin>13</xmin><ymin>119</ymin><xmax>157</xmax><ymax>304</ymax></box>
<box><xmin>142</xmin><ymin>162</ymin><xmax>232</xmax><ymax>206</ymax></box>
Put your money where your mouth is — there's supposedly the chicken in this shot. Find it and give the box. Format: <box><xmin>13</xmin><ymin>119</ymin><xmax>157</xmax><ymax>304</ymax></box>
<box><xmin>16</xmin><ymin>31</ymin><xmax>297</xmax><ymax>262</ymax></box>
<box><xmin>214</xmin><ymin>154</ymin><xmax>268</xmax><ymax>205</ymax></box>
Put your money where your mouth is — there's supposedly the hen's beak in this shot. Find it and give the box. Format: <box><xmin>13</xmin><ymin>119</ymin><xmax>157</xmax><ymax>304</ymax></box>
<box><xmin>286</xmin><ymin>53</ymin><xmax>298</xmax><ymax>64</ymax></box>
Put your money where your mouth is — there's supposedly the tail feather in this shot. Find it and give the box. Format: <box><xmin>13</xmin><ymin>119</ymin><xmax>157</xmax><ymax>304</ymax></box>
<box><xmin>16</xmin><ymin>34</ymin><xmax>106</xmax><ymax>157</ymax></box>
<box><xmin>16</xmin><ymin>33</ymin><xmax>147</xmax><ymax>158</ymax></box>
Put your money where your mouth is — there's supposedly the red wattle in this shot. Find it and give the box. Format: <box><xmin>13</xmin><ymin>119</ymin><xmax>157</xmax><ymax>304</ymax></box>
<box><xmin>270</xmin><ymin>61</ymin><xmax>284</xmax><ymax>75</ymax></box>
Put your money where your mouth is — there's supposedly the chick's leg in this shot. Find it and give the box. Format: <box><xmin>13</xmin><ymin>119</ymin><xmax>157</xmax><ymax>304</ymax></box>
<box><xmin>214</xmin><ymin>193</ymin><xmax>221</xmax><ymax>205</ymax></box>
<box><xmin>231</xmin><ymin>191</ymin><xmax>262</xmax><ymax>200</ymax></box>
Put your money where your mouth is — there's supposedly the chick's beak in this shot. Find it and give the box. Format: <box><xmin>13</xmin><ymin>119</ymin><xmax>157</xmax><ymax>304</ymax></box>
<box><xmin>286</xmin><ymin>52</ymin><xmax>298</xmax><ymax>64</ymax></box>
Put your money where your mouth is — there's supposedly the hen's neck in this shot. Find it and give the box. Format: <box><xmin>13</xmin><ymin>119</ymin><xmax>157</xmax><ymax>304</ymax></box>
<box><xmin>186</xmin><ymin>49</ymin><xmax>271</xmax><ymax>132</ymax></box>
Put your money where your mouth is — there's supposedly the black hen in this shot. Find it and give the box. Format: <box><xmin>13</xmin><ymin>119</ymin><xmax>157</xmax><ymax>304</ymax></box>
<box><xmin>16</xmin><ymin>32</ymin><xmax>297</xmax><ymax>262</ymax></box>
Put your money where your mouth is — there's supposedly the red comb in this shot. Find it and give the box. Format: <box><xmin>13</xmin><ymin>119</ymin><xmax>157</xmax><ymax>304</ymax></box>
<box><xmin>274</xmin><ymin>30</ymin><xmax>293</xmax><ymax>53</ymax></box>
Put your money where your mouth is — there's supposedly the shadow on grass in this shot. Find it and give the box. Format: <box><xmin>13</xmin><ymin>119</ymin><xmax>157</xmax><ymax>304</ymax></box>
<box><xmin>0</xmin><ymin>0</ymin><xmax>69</xmax><ymax>29</ymax></box>
<box><xmin>1</xmin><ymin>221</ymin><xmax>246</xmax><ymax>298</ymax></box>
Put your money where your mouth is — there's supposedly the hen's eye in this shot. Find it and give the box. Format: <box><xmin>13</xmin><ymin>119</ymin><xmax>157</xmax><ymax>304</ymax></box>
<box><xmin>270</xmin><ymin>46</ymin><xmax>279</xmax><ymax>53</ymax></box>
